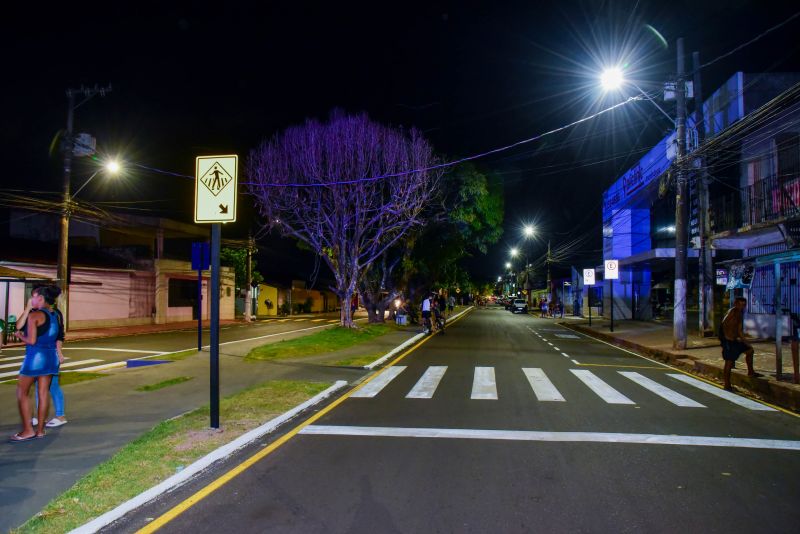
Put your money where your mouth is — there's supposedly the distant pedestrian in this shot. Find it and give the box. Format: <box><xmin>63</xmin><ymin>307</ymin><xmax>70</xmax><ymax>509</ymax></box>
<box><xmin>540</xmin><ymin>299</ymin><xmax>548</xmax><ymax>318</ymax></box>
<box><xmin>10</xmin><ymin>285</ymin><xmax>63</xmax><ymax>442</ymax></box>
<box><xmin>448</xmin><ymin>295</ymin><xmax>455</xmax><ymax>314</ymax></box>
<box><xmin>720</xmin><ymin>297</ymin><xmax>756</xmax><ymax>391</ymax></box>
<box><xmin>421</xmin><ymin>293</ymin><xmax>432</xmax><ymax>333</ymax></box>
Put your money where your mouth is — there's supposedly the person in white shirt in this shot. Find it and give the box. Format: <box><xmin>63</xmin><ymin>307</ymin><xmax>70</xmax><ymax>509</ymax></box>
<box><xmin>421</xmin><ymin>294</ymin><xmax>432</xmax><ymax>332</ymax></box>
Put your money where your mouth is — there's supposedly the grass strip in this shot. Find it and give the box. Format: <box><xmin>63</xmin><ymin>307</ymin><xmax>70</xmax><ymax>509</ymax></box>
<box><xmin>331</xmin><ymin>352</ymin><xmax>386</xmax><ymax>367</ymax></box>
<box><xmin>246</xmin><ymin>323</ymin><xmax>395</xmax><ymax>361</ymax></box>
<box><xmin>15</xmin><ymin>380</ymin><xmax>331</xmax><ymax>534</ymax></box>
<box><xmin>136</xmin><ymin>376</ymin><xmax>194</xmax><ymax>392</ymax></box>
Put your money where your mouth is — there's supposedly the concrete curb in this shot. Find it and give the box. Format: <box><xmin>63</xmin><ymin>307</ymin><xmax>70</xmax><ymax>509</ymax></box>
<box><xmin>563</xmin><ymin>323</ymin><xmax>800</xmax><ymax>412</ymax></box>
<box><xmin>364</xmin><ymin>307</ymin><xmax>474</xmax><ymax>370</ymax></box>
<box><xmin>68</xmin><ymin>380</ymin><xmax>349</xmax><ymax>534</ymax></box>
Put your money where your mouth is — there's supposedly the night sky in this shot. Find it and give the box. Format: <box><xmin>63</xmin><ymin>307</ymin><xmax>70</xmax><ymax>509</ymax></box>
<box><xmin>3</xmin><ymin>1</ymin><xmax>800</xmax><ymax>285</ymax></box>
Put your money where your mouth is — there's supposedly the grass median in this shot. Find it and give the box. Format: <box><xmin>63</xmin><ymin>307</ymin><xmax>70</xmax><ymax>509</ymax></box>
<box><xmin>246</xmin><ymin>323</ymin><xmax>397</xmax><ymax>361</ymax></box>
<box><xmin>15</xmin><ymin>380</ymin><xmax>332</xmax><ymax>534</ymax></box>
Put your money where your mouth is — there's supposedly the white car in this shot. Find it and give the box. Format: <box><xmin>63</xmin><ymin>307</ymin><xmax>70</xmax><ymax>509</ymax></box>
<box><xmin>511</xmin><ymin>298</ymin><xmax>528</xmax><ymax>314</ymax></box>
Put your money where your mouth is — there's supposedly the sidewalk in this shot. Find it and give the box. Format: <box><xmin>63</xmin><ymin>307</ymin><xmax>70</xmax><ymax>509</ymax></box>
<box><xmin>0</xmin><ymin>314</ymin><xmax>411</xmax><ymax>532</ymax></box>
<box><xmin>558</xmin><ymin>315</ymin><xmax>800</xmax><ymax>412</ymax></box>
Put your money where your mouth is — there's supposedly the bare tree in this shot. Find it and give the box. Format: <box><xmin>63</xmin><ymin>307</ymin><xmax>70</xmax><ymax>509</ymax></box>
<box><xmin>247</xmin><ymin>112</ymin><xmax>442</xmax><ymax>327</ymax></box>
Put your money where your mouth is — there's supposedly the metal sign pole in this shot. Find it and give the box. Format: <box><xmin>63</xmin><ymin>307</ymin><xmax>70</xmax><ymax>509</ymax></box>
<box><xmin>210</xmin><ymin>223</ymin><xmax>221</xmax><ymax>429</ymax></box>
<box><xmin>197</xmin><ymin>268</ymin><xmax>203</xmax><ymax>352</ymax></box>
<box><xmin>610</xmin><ymin>279</ymin><xmax>614</xmax><ymax>333</ymax></box>
<box><xmin>589</xmin><ymin>289</ymin><xmax>592</xmax><ymax>327</ymax></box>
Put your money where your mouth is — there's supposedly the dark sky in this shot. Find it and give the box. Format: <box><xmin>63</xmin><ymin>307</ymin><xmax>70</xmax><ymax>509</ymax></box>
<box><xmin>3</xmin><ymin>1</ymin><xmax>800</xmax><ymax>284</ymax></box>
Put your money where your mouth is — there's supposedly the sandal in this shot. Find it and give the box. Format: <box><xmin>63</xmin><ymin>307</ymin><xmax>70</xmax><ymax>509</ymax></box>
<box><xmin>9</xmin><ymin>432</ymin><xmax>37</xmax><ymax>443</ymax></box>
<box><xmin>46</xmin><ymin>419</ymin><xmax>67</xmax><ymax>428</ymax></box>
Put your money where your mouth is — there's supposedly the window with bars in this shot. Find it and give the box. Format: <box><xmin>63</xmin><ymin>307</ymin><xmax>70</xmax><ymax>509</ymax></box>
<box><xmin>748</xmin><ymin>262</ymin><xmax>800</xmax><ymax>314</ymax></box>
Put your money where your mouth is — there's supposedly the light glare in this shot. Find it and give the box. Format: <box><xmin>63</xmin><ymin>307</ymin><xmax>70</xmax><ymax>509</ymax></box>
<box><xmin>600</xmin><ymin>67</ymin><xmax>624</xmax><ymax>91</ymax></box>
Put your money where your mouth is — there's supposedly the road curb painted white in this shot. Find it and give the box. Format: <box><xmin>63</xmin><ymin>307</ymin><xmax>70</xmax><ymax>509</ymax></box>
<box><xmin>69</xmin><ymin>380</ymin><xmax>348</xmax><ymax>534</ymax></box>
<box><xmin>364</xmin><ymin>306</ymin><xmax>474</xmax><ymax>370</ymax></box>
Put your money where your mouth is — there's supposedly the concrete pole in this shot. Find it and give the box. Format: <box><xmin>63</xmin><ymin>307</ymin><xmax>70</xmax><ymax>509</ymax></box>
<box><xmin>693</xmin><ymin>51</ymin><xmax>714</xmax><ymax>337</ymax></box>
<box><xmin>244</xmin><ymin>233</ymin><xmax>252</xmax><ymax>322</ymax></box>
<box><xmin>673</xmin><ymin>37</ymin><xmax>689</xmax><ymax>350</ymax></box>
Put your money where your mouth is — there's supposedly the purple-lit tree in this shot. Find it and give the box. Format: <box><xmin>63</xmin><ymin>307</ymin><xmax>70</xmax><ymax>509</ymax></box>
<box><xmin>247</xmin><ymin>112</ymin><xmax>442</xmax><ymax>327</ymax></box>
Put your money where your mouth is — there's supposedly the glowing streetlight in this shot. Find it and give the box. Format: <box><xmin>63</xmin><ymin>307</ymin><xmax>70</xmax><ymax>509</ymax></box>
<box><xmin>510</xmin><ymin>248</ymin><xmax>519</xmax><ymax>257</ymax></box>
<box><xmin>73</xmin><ymin>159</ymin><xmax>122</xmax><ymax>198</ymax></box>
<box><xmin>523</xmin><ymin>225</ymin><xmax>535</xmax><ymax>237</ymax></box>
<box><xmin>600</xmin><ymin>67</ymin><xmax>624</xmax><ymax>91</ymax></box>
<box><xmin>505</xmin><ymin>262</ymin><xmax>512</xmax><ymax>269</ymax></box>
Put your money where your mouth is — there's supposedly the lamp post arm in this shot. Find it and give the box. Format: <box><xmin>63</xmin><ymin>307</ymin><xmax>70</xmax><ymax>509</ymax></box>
<box><xmin>71</xmin><ymin>170</ymin><xmax>100</xmax><ymax>198</ymax></box>
<box><xmin>631</xmin><ymin>82</ymin><xmax>676</xmax><ymax>126</ymax></box>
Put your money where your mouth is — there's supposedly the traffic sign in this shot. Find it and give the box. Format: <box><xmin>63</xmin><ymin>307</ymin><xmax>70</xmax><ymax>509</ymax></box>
<box><xmin>605</xmin><ymin>259</ymin><xmax>619</xmax><ymax>280</ymax></box>
<box><xmin>583</xmin><ymin>269</ymin><xmax>595</xmax><ymax>286</ymax></box>
<box><xmin>195</xmin><ymin>155</ymin><xmax>238</xmax><ymax>223</ymax></box>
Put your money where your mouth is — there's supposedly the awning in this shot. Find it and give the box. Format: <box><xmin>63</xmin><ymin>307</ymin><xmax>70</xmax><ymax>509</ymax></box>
<box><xmin>0</xmin><ymin>266</ymin><xmax>53</xmax><ymax>282</ymax></box>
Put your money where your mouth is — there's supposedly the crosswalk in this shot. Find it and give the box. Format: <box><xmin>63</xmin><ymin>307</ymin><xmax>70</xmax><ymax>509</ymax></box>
<box><xmin>352</xmin><ymin>365</ymin><xmax>776</xmax><ymax>412</ymax></box>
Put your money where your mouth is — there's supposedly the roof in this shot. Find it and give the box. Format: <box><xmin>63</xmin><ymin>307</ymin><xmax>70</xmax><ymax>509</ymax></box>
<box><xmin>0</xmin><ymin>266</ymin><xmax>53</xmax><ymax>282</ymax></box>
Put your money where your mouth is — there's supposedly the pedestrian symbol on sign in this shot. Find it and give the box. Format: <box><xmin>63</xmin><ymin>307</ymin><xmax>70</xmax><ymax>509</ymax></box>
<box><xmin>200</xmin><ymin>163</ymin><xmax>233</xmax><ymax>196</ymax></box>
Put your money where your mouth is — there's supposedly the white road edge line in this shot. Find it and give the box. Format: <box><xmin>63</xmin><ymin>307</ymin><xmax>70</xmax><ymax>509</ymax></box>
<box><xmin>299</xmin><ymin>425</ymin><xmax>800</xmax><ymax>451</ymax></box>
<box><xmin>69</xmin><ymin>381</ymin><xmax>349</xmax><ymax>534</ymax></box>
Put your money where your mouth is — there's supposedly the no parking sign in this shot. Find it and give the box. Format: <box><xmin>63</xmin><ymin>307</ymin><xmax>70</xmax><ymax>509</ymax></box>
<box><xmin>583</xmin><ymin>268</ymin><xmax>595</xmax><ymax>286</ymax></box>
<box><xmin>605</xmin><ymin>259</ymin><xmax>619</xmax><ymax>280</ymax></box>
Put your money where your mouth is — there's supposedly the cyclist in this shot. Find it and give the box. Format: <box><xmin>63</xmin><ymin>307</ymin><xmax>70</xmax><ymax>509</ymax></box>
<box><xmin>421</xmin><ymin>293</ymin><xmax>432</xmax><ymax>334</ymax></box>
<box><xmin>433</xmin><ymin>300</ymin><xmax>446</xmax><ymax>334</ymax></box>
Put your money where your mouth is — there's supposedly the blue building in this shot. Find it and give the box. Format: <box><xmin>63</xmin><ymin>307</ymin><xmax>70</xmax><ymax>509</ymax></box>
<box><xmin>601</xmin><ymin>72</ymin><xmax>800</xmax><ymax>337</ymax></box>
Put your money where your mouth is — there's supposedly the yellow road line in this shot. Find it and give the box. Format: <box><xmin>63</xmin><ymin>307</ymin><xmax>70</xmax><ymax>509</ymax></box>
<box><xmin>138</xmin><ymin>308</ymin><xmax>474</xmax><ymax>532</ymax></box>
<box><xmin>576</xmin><ymin>363</ymin><xmax>667</xmax><ymax>369</ymax></box>
<box><xmin>561</xmin><ymin>324</ymin><xmax>800</xmax><ymax>418</ymax></box>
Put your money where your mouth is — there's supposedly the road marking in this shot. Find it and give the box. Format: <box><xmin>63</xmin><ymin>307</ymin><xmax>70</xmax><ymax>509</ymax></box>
<box><xmin>129</xmin><ymin>310</ymin><xmax>476</xmax><ymax>534</ymax></box>
<box><xmin>547</xmin><ymin>342</ymin><xmax>554</xmax><ymax>346</ymax></box>
<box><xmin>554</xmin><ymin>334</ymin><xmax>580</xmax><ymax>339</ymax></box>
<box><xmin>522</xmin><ymin>368</ymin><xmax>566</xmax><ymax>401</ymax></box>
<box><xmin>561</xmin><ymin>352</ymin><xmax>570</xmax><ymax>358</ymax></box>
<box><xmin>327</xmin><ymin>320</ymin><xmax>339</xmax><ymax>323</ymax></box>
<box><xmin>311</xmin><ymin>319</ymin><xmax>325</xmax><ymax>322</ymax></box>
<box><xmin>61</xmin><ymin>347</ymin><xmax>162</xmax><ymax>354</ymax></box>
<box><xmin>0</xmin><ymin>355</ymin><xmax>25</xmax><ymax>362</ymax></box>
<box><xmin>351</xmin><ymin>366</ymin><xmax>406</xmax><ymax>398</ymax></box>
<box><xmin>471</xmin><ymin>367</ymin><xmax>498</xmax><ymax>399</ymax></box>
<box><xmin>277</xmin><ymin>319</ymin><xmax>290</xmax><ymax>322</ymax></box>
<box><xmin>300</xmin><ymin>425</ymin><xmax>800</xmax><ymax>451</ymax></box>
<box><xmin>577</xmin><ymin>363</ymin><xmax>666</xmax><ymax>369</ymax></box>
<box><xmin>552</xmin><ymin>346</ymin><xmax>560</xmax><ymax>351</ymax></box>
<box><xmin>406</xmin><ymin>366</ymin><xmax>447</xmax><ymax>399</ymax></box>
<box><xmin>0</xmin><ymin>359</ymin><xmax>104</xmax><ymax>379</ymax></box>
<box><xmin>619</xmin><ymin>372</ymin><xmax>706</xmax><ymax>408</ymax></box>
<box><xmin>667</xmin><ymin>374</ymin><xmax>776</xmax><ymax>411</ymax></box>
<box><xmin>570</xmin><ymin>369</ymin><xmax>635</xmax><ymax>404</ymax></box>
<box><xmin>571</xmin><ymin>359</ymin><xmax>581</xmax><ymax>365</ymax></box>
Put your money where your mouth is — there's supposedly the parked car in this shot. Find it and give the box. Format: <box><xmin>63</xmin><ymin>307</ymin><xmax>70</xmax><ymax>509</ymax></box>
<box><xmin>511</xmin><ymin>298</ymin><xmax>528</xmax><ymax>314</ymax></box>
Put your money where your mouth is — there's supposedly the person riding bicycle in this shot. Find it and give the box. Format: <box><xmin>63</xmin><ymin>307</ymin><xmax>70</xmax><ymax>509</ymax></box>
<box><xmin>433</xmin><ymin>299</ymin><xmax>445</xmax><ymax>334</ymax></box>
<box><xmin>421</xmin><ymin>293</ymin><xmax>432</xmax><ymax>333</ymax></box>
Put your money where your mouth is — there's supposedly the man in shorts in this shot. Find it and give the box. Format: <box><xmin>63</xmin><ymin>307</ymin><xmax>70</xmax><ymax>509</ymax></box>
<box><xmin>721</xmin><ymin>297</ymin><xmax>756</xmax><ymax>391</ymax></box>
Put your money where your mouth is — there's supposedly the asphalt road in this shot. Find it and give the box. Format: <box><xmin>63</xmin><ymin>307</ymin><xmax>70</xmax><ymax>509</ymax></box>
<box><xmin>118</xmin><ymin>306</ymin><xmax>800</xmax><ymax>533</ymax></box>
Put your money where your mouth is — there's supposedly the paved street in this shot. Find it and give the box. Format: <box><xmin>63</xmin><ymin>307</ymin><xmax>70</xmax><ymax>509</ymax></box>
<box><xmin>0</xmin><ymin>315</ymin><xmax>380</xmax><ymax>533</ymax></box>
<box><xmin>123</xmin><ymin>306</ymin><xmax>800</xmax><ymax>533</ymax></box>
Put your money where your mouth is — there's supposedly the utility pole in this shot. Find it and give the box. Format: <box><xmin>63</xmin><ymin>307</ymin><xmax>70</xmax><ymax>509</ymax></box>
<box><xmin>244</xmin><ymin>232</ymin><xmax>253</xmax><ymax>322</ymax></box>
<box><xmin>693</xmin><ymin>51</ymin><xmax>714</xmax><ymax>337</ymax></box>
<box><xmin>56</xmin><ymin>85</ymin><xmax>112</xmax><ymax>330</ymax></box>
<box><xmin>546</xmin><ymin>241</ymin><xmax>552</xmax><ymax>305</ymax></box>
<box><xmin>673</xmin><ymin>38</ymin><xmax>689</xmax><ymax>349</ymax></box>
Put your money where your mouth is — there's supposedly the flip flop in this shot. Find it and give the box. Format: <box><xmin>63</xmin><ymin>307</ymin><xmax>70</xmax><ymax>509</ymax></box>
<box><xmin>9</xmin><ymin>433</ymin><xmax>37</xmax><ymax>443</ymax></box>
<box><xmin>46</xmin><ymin>419</ymin><xmax>67</xmax><ymax>428</ymax></box>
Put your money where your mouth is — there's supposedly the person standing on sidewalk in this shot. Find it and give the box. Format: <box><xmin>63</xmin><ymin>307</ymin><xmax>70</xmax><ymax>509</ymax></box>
<box><xmin>721</xmin><ymin>297</ymin><xmax>756</xmax><ymax>391</ymax></box>
<box><xmin>10</xmin><ymin>285</ymin><xmax>62</xmax><ymax>442</ymax></box>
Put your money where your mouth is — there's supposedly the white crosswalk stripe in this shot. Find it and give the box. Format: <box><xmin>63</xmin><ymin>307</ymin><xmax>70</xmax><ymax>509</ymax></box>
<box><xmin>570</xmin><ymin>369</ymin><xmax>635</xmax><ymax>404</ymax></box>
<box><xmin>667</xmin><ymin>373</ymin><xmax>776</xmax><ymax>411</ymax></box>
<box><xmin>352</xmin><ymin>366</ymin><xmax>406</xmax><ymax>398</ymax></box>
<box><xmin>0</xmin><ymin>355</ymin><xmax>25</xmax><ymax>363</ymax></box>
<box><xmin>471</xmin><ymin>367</ymin><xmax>498</xmax><ymax>400</ymax></box>
<box><xmin>407</xmin><ymin>366</ymin><xmax>447</xmax><ymax>399</ymax></box>
<box><xmin>619</xmin><ymin>371</ymin><xmax>705</xmax><ymax>407</ymax></box>
<box><xmin>522</xmin><ymin>368</ymin><xmax>565</xmax><ymax>401</ymax></box>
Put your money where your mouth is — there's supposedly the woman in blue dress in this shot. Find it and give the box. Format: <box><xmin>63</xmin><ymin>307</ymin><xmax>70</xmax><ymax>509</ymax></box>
<box><xmin>10</xmin><ymin>285</ymin><xmax>62</xmax><ymax>442</ymax></box>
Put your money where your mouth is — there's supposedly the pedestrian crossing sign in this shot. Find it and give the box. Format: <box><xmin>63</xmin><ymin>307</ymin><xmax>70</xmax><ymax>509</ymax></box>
<box><xmin>195</xmin><ymin>155</ymin><xmax>238</xmax><ymax>223</ymax></box>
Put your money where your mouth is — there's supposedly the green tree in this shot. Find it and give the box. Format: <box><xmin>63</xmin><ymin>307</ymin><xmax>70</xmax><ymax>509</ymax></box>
<box><xmin>220</xmin><ymin>247</ymin><xmax>263</xmax><ymax>290</ymax></box>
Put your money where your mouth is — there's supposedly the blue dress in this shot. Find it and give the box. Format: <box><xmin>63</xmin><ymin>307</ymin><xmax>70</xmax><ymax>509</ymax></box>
<box><xmin>19</xmin><ymin>309</ymin><xmax>61</xmax><ymax>377</ymax></box>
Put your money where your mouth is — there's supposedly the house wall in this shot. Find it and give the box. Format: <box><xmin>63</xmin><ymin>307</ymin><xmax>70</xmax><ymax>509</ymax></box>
<box><xmin>255</xmin><ymin>284</ymin><xmax>279</xmax><ymax>316</ymax></box>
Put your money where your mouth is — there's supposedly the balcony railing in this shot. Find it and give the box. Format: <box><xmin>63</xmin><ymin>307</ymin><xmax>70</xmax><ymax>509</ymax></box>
<box><xmin>742</xmin><ymin>174</ymin><xmax>800</xmax><ymax>226</ymax></box>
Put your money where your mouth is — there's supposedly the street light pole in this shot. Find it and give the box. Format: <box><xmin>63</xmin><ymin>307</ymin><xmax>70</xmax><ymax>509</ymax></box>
<box><xmin>56</xmin><ymin>85</ymin><xmax>112</xmax><ymax>330</ymax></box>
<box><xmin>673</xmin><ymin>38</ymin><xmax>689</xmax><ymax>350</ymax></box>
